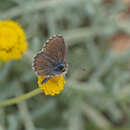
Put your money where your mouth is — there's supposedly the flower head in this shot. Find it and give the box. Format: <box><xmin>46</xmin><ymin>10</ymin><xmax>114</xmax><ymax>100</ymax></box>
<box><xmin>38</xmin><ymin>75</ymin><xmax>66</xmax><ymax>96</ymax></box>
<box><xmin>0</xmin><ymin>20</ymin><xmax>28</xmax><ymax>61</ymax></box>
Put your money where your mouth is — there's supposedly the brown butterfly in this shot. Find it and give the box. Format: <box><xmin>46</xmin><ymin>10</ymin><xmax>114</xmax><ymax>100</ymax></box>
<box><xmin>32</xmin><ymin>35</ymin><xmax>68</xmax><ymax>84</ymax></box>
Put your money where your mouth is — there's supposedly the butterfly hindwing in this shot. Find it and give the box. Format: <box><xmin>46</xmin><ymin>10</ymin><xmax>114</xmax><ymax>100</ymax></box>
<box><xmin>33</xmin><ymin>51</ymin><xmax>54</xmax><ymax>76</ymax></box>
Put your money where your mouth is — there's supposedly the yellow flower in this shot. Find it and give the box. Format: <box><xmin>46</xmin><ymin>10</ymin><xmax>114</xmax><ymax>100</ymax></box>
<box><xmin>38</xmin><ymin>75</ymin><xmax>66</xmax><ymax>96</ymax></box>
<box><xmin>0</xmin><ymin>20</ymin><xmax>28</xmax><ymax>61</ymax></box>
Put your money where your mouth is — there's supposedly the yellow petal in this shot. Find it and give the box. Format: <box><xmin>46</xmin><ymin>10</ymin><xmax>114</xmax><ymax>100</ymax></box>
<box><xmin>38</xmin><ymin>75</ymin><xmax>66</xmax><ymax>96</ymax></box>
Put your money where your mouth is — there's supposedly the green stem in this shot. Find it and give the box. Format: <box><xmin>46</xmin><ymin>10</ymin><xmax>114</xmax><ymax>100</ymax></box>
<box><xmin>0</xmin><ymin>88</ymin><xmax>42</xmax><ymax>107</ymax></box>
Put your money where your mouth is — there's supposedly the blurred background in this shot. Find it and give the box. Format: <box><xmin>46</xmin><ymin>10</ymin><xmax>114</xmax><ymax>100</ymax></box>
<box><xmin>1</xmin><ymin>0</ymin><xmax>130</xmax><ymax>130</ymax></box>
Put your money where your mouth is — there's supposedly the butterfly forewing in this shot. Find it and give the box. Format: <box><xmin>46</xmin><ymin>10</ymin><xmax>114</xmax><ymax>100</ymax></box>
<box><xmin>44</xmin><ymin>35</ymin><xmax>66</xmax><ymax>64</ymax></box>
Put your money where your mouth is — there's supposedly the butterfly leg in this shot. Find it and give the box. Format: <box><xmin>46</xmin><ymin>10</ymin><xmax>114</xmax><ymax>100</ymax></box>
<box><xmin>41</xmin><ymin>77</ymin><xmax>51</xmax><ymax>84</ymax></box>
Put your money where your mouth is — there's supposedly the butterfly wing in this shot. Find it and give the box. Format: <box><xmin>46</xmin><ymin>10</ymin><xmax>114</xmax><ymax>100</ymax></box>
<box><xmin>43</xmin><ymin>35</ymin><xmax>67</xmax><ymax>64</ymax></box>
<box><xmin>33</xmin><ymin>35</ymin><xmax>67</xmax><ymax>77</ymax></box>
<box><xmin>32</xmin><ymin>51</ymin><xmax>55</xmax><ymax>76</ymax></box>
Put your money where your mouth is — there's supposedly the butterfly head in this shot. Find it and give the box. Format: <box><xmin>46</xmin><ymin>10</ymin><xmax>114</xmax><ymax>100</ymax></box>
<box><xmin>53</xmin><ymin>63</ymin><xmax>68</xmax><ymax>75</ymax></box>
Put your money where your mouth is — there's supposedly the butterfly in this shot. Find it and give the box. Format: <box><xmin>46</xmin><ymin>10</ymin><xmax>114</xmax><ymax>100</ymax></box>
<box><xmin>32</xmin><ymin>35</ymin><xmax>68</xmax><ymax>84</ymax></box>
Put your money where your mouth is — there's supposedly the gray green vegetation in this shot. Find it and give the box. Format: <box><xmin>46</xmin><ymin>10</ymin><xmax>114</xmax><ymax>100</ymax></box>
<box><xmin>1</xmin><ymin>0</ymin><xmax>130</xmax><ymax>130</ymax></box>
